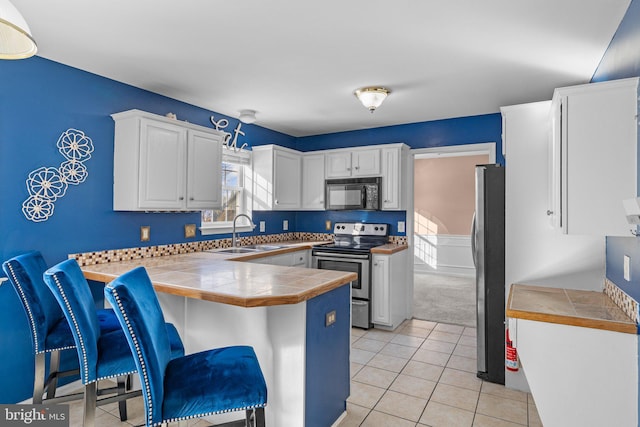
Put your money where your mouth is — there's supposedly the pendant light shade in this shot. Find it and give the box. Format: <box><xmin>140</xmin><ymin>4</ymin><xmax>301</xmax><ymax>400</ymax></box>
<box><xmin>354</xmin><ymin>87</ymin><xmax>390</xmax><ymax>113</ymax></box>
<box><xmin>0</xmin><ymin>0</ymin><xmax>37</xmax><ymax>59</ymax></box>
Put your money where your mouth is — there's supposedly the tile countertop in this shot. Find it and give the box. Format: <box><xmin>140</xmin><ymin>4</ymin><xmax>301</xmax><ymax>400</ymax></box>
<box><xmin>370</xmin><ymin>243</ymin><xmax>408</xmax><ymax>254</ymax></box>
<box><xmin>506</xmin><ymin>284</ymin><xmax>637</xmax><ymax>334</ymax></box>
<box><xmin>81</xmin><ymin>242</ymin><xmax>356</xmax><ymax>308</ymax></box>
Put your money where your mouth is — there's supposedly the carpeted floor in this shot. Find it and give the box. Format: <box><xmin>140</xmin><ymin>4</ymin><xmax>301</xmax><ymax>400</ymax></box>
<box><xmin>412</xmin><ymin>270</ymin><xmax>476</xmax><ymax>328</ymax></box>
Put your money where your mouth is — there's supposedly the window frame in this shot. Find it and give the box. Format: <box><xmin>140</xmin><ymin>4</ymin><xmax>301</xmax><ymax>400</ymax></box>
<box><xmin>200</xmin><ymin>149</ymin><xmax>252</xmax><ymax>236</ymax></box>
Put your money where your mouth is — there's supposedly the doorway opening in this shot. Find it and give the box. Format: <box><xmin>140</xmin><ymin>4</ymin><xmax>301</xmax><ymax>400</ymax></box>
<box><xmin>407</xmin><ymin>143</ymin><xmax>496</xmax><ymax>327</ymax></box>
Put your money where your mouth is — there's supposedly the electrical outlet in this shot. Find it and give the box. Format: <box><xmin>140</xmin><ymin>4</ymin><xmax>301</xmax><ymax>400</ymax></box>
<box><xmin>624</xmin><ymin>255</ymin><xmax>631</xmax><ymax>281</ymax></box>
<box><xmin>398</xmin><ymin>221</ymin><xmax>405</xmax><ymax>233</ymax></box>
<box><xmin>259</xmin><ymin>221</ymin><xmax>266</xmax><ymax>232</ymax></box>
<box><xmin>184</xmin><ymin>224</ymin><xmax>196</xmax><ymax>238</ymax></box>
<box><xmin>140</xmin><ymin>226</ymin><xmax>150</xmax><ymax>242</ymax></box>
<box><xmin>325</xmin><ymin>310</ymin><xmax>336</xmax><ymax>327</ymax></box>
<box><xmin>283</xmin><ymin>220</ymin><xmax>288</xmax><ymax>231</ymax></box>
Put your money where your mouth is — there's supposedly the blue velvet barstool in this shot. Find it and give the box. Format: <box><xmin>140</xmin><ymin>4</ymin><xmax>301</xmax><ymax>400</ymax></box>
<box><xmin>1</xmin><ymin>251</ymin><xmax>121</xmax><ymax>405</ymax></box>
<box><xmin>43</xmin><ymin>258</ymin><xmax>185</xmax><ymax>427</ymax></box>
<box><xmin>104</xmin><ymin>266</ymin><xmax>268</xmax><ymax>427</ymax></box>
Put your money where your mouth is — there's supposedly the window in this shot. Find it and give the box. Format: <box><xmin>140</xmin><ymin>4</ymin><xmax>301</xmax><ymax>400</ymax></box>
<box><xmin>200</xmin><ymin>149</ymin><xmax>252</xmax><ymax>235</ymax></box>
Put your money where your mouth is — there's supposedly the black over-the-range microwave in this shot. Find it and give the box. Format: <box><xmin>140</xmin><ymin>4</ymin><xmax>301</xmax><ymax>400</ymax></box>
<box><xmin>325</xmin><ymin>177</ymin><xmax>381</xmax><ymax>210</ymax></box>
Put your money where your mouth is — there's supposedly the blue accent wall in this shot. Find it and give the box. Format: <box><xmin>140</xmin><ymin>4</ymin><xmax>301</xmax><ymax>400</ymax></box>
<box><xmin>296</xmin><ymin>114</ymin><xmax>504</xmax><ymax>166</ymax></box>
<box><xmin>592</xmin><ymin>0</ymin><xmax>640</xmax><ymax>82</ymax></box>
<box><xmin>305</xmin><ymin>283</ymin><xmax>350</xmax><ymax>427</ymax></box>
<box><xmin>0</xmin><ymin>56</ymin><xmax>295</xmax><ymax>402</ymax></box>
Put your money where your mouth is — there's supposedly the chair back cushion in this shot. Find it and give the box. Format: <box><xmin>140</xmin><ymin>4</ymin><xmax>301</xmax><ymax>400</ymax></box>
<box><xmin>2</xmin><ymin>251</ymin><xmax>67</xmax><ymax>354</ymax></box>
<box><xmin>43</xmin><ymin>259</ymin><xmax>101</xmax><ymax>383</ymax></box>
<box><xmin>104</xmin><ymin>266</ymin><xmax>172</xmax><ymax>422</ymax></box>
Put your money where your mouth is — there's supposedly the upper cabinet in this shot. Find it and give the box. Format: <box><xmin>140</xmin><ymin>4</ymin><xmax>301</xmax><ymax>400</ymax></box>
<box><xmin>112</xmin><ymin>110</ymin><xmax>223</xmax><ymax>211</ymax></box>
<box><xmin>380</xmin><ymin>145</ymin><xmax>408</xmax><ymax>210</ymax></box>
<box><xmin>548</xmin><ymin>78</ymin><xmax>638</xmax><ymax>236</ymax></box>
<box><xmin>252</xmin><ymin>145</ymin><xmax>301</xmax><ymax>210</ymax></box>
<box><xmin>326</xmin><ymin>148</ymin><xmax>381</xmax><ymax>178</ymax></box>
<box><xmin>301</xmin><ymin>153</ymin><xmax>325</xmax><ymax>210</ymax></box>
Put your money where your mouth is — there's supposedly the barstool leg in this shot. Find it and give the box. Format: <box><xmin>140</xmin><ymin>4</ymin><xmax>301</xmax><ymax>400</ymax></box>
<box><xmin>117</xmin><ymin>376</ymin><xmax>128</xmax><ymax>421</ymax></box>
<box><xmin>83</xmin><ymin>382</ymin><xmax>97</xmax><ymax>427</ymax></box>
<box><xmin>255</xmin><ymin>407</ymin><xmax>265</xmax><ymax>427</ymax></box>
<box><xmin>33</xmin><ymin>353</ymin><xmax>46</xmax><ymax>404</ymax></box>
<box><xmin>46</xmin><ymin>350</ymin><xmax>61</xmax><ymax>399</ymax></box>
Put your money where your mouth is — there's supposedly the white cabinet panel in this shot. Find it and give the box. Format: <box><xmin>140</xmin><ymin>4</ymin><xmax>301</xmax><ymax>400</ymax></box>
<box><xmin>549</xmin><ymin>78</ymin><xmax>638</xmax><ymax>236</ymax></box>
<box><xmin>187</xmin><ymin>129</ymin><xmax>222</xmax><ymax>209</ymax></box>
<box><xmin>113</xmin><ymin>110</ymin><xmax>223</xmax><ymax>211</ymax></box>
<box><xmin>372</xmin><ymin>250</ymin><xmax>408</xmax><ymax>329</ymax></box>
<box><xmin>325</xmin><ymin>149</ymin><xmax>380</xmax><ymax>178</ymax></box>
<box><xmin>301</xmin><ymin>153</ymin><xmax>325</xmax><ymax>210</ymax></box>
<box><xmin>252</xmin><ymin>145</ymin><xmax>301</xmax><ymax>210</ymax></box>
<box><xmin>381</xmin><ymin>146</ymin><xmax>406</xmax><ymax>210</ymax></box>
<box><xmin>138</xmin><ymin>120</ymin><xmax>186</xmax><ymax>209</ymax></box>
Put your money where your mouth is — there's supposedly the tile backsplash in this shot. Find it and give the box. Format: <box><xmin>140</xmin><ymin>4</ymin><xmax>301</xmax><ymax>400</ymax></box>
<box><xmin>71</xmin><ymin>233</ymin><xmax>408</xmax><ymax>267</ymax></box>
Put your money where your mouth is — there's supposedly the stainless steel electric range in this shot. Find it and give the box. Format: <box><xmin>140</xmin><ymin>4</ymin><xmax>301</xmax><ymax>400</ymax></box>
<box><xmin>312</xmin><ymin>222</ymin><xmax>389</xmax><ymax>329</ymax></box>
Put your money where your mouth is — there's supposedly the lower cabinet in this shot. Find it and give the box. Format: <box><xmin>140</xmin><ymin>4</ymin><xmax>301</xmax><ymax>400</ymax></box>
<box><xmin>248</xmin><ymin>249</ymin><xmax>310</xmax><ymax>267</ymax></box>
<box><xmin>372</xmin><ymin>250</ymin><xmax>408</xmax><ymax>329</ymax></box>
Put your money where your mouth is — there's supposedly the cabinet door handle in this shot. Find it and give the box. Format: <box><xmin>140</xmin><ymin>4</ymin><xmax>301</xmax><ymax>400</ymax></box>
<box><xmin>275</xmin><ymin>199</ymin><xmax>279</xmax><ymax>205</ymax></box>
<box><xmin>347</xmin><ymin>167</ymin><xmax>351</xmax><ymax>171</ymax></box>
<box><xmin>546</xmin><ymin>210</ymin><xmax>554</xmax><ymax>216</ymax></box>
<box><xmin>354</xmin><ymin>166</ymin><xmax>359</xmax><ymax>170</ymax></box>
<box><xmin>189</xmin><ymin>197</ymin><xmax>194</xmax><ymax>201</ymax></box>
<box><xmin>179</xmin><ymin>196</ymin><xmax>184</xmax><ymax>201</ymax></box>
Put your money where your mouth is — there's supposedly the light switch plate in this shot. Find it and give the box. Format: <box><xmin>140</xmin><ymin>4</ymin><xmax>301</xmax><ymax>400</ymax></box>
<box><xmin>140</xmin><ymin>226</ymin><xmax>150</xmax><ymax>242</ymax></box>
<box><xmin>283</xmin><ymin>220</ymin><xmax>288</xmax><ymax>231</ymax></box>
<box><xmin>398</xmin><ymin>221</ymin><xmax>405</xmax><ymax>233</ymax></box>
<box><xmin>260</xmin><ymin>221</ymin><xmax>266</xmax><ymax>232</ymax></box>
<box><xmin>624</xmin><ymin>255</ymin><xmax>631</xmax><ymax>281</ymax></box>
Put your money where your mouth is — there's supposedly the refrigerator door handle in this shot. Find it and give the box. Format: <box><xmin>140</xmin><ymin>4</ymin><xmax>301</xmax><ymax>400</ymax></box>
<box><xmin>470</xmin><ymin>211</ymin><xmax>477</xmax><ymax>268</ymax></box>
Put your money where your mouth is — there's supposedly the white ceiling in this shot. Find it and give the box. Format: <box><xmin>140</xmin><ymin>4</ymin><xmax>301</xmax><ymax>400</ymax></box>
<box><xmin>13</xmin><ymin>0</ymin><xmax>631</xmax><ymax>137</ymax></box>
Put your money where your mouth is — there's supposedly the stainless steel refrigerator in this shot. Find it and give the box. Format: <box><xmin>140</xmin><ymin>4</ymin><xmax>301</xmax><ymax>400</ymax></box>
<box><xmin>471</xmin><ymin>164</ymin><xmax>505</xmax><ymax>385</ymax></box>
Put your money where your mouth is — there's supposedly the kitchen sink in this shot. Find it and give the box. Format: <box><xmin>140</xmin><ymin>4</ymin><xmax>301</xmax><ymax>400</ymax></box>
<box><xmin>213</xmin><ymin>247</ymin><xmax>259</xmax><ymax>254</ymax></box>
<box><xmin>243</xmin><ymin>244</ymin><xmax>285</xmax><ymax>251</ymax></box>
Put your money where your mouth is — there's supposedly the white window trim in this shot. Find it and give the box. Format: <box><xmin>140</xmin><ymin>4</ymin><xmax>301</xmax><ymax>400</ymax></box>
<box><xmin>200</xmin><ymin>148</ymin><xmax>253</xmax><ymax>236</ymax></box>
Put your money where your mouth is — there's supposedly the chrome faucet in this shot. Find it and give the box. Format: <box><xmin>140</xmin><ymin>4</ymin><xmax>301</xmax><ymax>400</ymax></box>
<box><xmin>232</xmin><ymin>214</ymin><xmax>255</xmax><ymax>247</ymax></box>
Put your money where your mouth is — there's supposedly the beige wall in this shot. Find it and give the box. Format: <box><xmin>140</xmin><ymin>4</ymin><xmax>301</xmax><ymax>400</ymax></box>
<box><xmin>414</xmin><ymin>155</ymin><xmax>489</xmax><ymax>235</ymax></box>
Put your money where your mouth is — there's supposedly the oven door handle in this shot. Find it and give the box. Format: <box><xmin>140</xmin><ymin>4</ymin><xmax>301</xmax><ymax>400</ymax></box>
<box><xmin>352</xmin><ymin>300</ymin><xmax>368</xmax><ymax>306</ymax></box>
<box><xmin>312</xmin><ymin>252</ymin><xmax>370</xmax><ymax>260</ymax></box>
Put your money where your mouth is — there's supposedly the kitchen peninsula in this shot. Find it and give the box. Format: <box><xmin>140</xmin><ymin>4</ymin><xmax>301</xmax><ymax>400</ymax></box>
<box><xmin>80</xmin><ymin>246</ymin><xmax>356</xmax><ymax>427</ymax></box>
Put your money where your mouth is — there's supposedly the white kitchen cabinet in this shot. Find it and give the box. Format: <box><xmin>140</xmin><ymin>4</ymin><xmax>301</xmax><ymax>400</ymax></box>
<box><xmin>252</xmin><ymin>145</ymin><xmax>301</xmax><ymax>210</ymax></box>
<box><xmin>301</xmin><ymin>153</ymin><xmax>325</xmax><ymax>210</ymax></box>
<box><xmin>548</xmin><ymin>78</ymin><xmax>638</xmax><ymax>236</ymax></box>
<box><xmin>325</xmin><ymin>148</ymin><xmax>380</xmax><ymax>178</ymax></box>
<box><xmin>380</xmin><ymin>145</ymin><xmax>408</xmax><ymax>210</ymax></box>
<box><xmin>112</xmin><ymin>109</ymin><xmax>223</xmax><ymax>211</ymax></box>
<box><xmin>371</xmin><ymin>250</ymin><xmax>408</xmax><ymax>329</ymax></box>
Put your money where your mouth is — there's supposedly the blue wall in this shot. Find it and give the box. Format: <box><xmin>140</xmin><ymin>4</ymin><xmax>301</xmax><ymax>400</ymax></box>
<box><xmin>0</xmin><ymin>56</ymin><xmax>296</xmax><ymax>402</ymax></box>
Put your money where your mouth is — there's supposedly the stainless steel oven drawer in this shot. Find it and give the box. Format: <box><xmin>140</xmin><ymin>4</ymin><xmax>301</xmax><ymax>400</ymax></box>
<box><xmin>352</xmin><ymin>299</ymin><xmax>370</xmax><ymax>329</ymax></box>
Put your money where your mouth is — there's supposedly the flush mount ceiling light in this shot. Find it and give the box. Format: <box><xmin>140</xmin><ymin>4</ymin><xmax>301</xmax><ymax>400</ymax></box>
<box><xmin>354</xmin><ymin>87</ymin><xmax>390</xmax><ymax>113</ymax></box>
<box><xmin>0</xmin><ymin>0</ymin><xmax>37</xmax><ymax>59</ymax></box>
<box><xmin>238</xmin><ymin>109</ymin><xmax>257</xmax><ymax>124</ymax></box>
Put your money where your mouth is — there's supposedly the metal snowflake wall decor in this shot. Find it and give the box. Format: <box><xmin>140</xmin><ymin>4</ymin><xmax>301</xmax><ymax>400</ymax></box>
<box><xmin>22</xmin><ymin>129</ymin><xmax>94</xmax><ymax>222</ymax></box>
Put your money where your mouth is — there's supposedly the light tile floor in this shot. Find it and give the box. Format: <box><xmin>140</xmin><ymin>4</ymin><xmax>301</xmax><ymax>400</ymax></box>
<box><xmin>63</xmin><ymin>318</ymin><xmax>542</xmax><ymax>427</ymax></box>
<box><xmin>340</xmin><ymin>319</ymin><xmax>543</xmax><ymax>427</ymax></box>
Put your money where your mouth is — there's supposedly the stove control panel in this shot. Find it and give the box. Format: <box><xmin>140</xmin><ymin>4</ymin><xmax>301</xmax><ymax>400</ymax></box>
<box><xmin>333</xmin><ymin>222</ymin><xmax>389</xmax><ymax>236</ymax></box>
